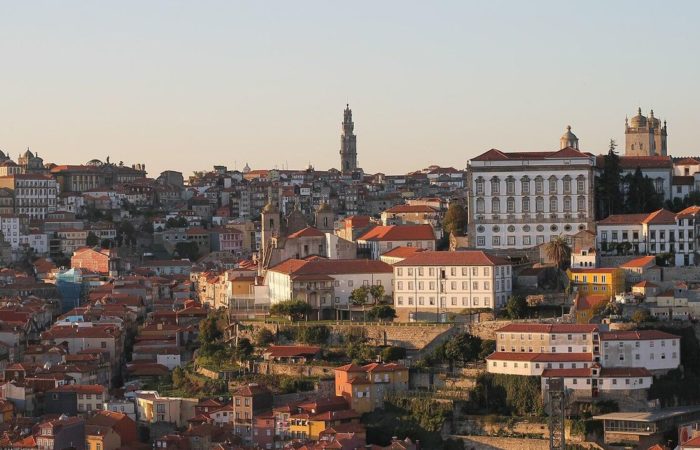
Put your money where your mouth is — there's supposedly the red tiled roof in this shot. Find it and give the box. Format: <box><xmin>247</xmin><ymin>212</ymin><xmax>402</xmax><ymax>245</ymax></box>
<box><xmin>356</xmin><ymin>224</ymin><xmax>435</xmax><ymax>242</ymax></box>
<box><xmin>599</xmin><ymin>367</ymin><xmax>652</xmax><ymax>377</ymax></box>
<box><xmin>574</xmin><ymin>294</ymin><xmax>609</xmax><ymax>311</ymax></box>
<box><xmin>264</xmin><ymin>345</ymin><xmax>321</xmax><ymax>358</ymax></box>
<box><xmin>541</xmin><ymin>368</ymin><xmax>592</xmax><ymax>378</ymax></box>
<box><xmin>569</xmin><ymin>268</ymin><xmax>619</xmax><ymax>274</ymax></box>
<box><xmin>472</xmin><ymin>148</ymin><xmax>592</xmax><ymax>162</ymax></box>
<box><xmin>676</xmin><ymin>157</ymin><xmax>700</xmax><ymax>165</ymax></box>
<box><xmin>269</xmin><ymin>258</ymin><xmax>392</xmax><ymax>276</ymax></box>
<box><xmin>634</xmin><ymin>280</ymin><xmax>658</xmax><ymax>288</ymax></box>
<box><xmin>620</xmin><ymin>256</ymin><xmax>657</xmax><ymax>268</ymax></box>
<box><xmin>394</xmin><ymin>250</ymin><xmax>509</xmax><ymax>267</ymax></box>
<box><xmin>49</xmin><ymin>384</ymin><xmax>106</xmax><ymax>394</ymax></box>
<box><xmin>335</xmin><ymin>364</ymin><xmax>366</xmax><ymax>372</ymax></box>
<box><xmin>600</xmin><ymin>330</ymin><xmax>679</xmax><ymax>341</ymax></box>
<box><xmin>642</xmin><ymin>209</ymin><xmax>676</xmax><ymax>225</ymax></box>
<box><xmin>597</xmin><ymin>213</ymin><xmax>649</xmax><ymax>226</ymax></box>
<box><xmin>496</xmin><ymin>323</ymin><xmax>598</xmax><ymax>333</ymax></box>
<box><xmin>288</xmin><ymin>227</ymin><xmax>325</xmax><ymax>239</ymax></box>
<box><xmin>380</xmin><ymin>246</ymin><xmax>427</xmax><ymax>259</ymax></box>
<box><xmin>383</xmin><ymin>204</ymin><xmax>438</xmax><ymax>214</ymax></box>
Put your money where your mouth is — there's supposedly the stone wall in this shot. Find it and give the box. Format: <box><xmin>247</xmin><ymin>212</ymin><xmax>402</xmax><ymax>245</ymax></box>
<box><xmin>255</xmin><ymin>361</ymin><xmax>336</xmax><ymax>379</ymax></box>
<box><xmin>454</xmin><ymin>436</ymin><xmax>550</xmax><ymax>450</ymax></box>
<box><xmin>243</xmin><ymin>321</ymin><xmax>456</xmax><ymax>351</ymax></box>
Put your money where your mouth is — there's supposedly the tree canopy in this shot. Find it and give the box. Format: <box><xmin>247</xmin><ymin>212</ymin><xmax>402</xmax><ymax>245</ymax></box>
<box><xmin>443</xmin><ymin>201</ymin><xmax>468</xmax><ymax>236</ymax></box>
<box><xmin>269</xmin><ymin>299</ymin><xmax>312</xmax><ymax>321</ymax></box>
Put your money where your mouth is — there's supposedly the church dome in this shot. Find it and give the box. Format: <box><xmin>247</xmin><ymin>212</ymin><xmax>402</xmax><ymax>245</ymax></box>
<box><xmin>630</xmin><ymin>107</ymin><xmax>647</xmax><ymax>128</ymax></box>
<box><xmin>559</xmin><ymin>125</ymin><xmax>579</xmax><ymax>149</ymax></box>
<box><xmin>87</xmin><ymin>159</ymin><xmax>103</xmax><ymax>167</ymax></box>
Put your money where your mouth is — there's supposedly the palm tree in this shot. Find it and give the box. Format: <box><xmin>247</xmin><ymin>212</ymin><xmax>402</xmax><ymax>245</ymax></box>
<box><xmin>545</xmin><ymin>236</ymin><xmax>571</xmax><ymax>290</ymax></box>
<box><xmin>545</xmin><ymin>236</ymin><xmax>571</xmax><ymax>270</ymax></box>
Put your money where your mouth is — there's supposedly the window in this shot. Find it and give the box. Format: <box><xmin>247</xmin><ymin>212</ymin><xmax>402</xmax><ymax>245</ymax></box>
<box><xmin>477</xmin><ymin>236</ymin><xmax>485</xmax><ymax>246</ymax></box>
<box><xmin>563</xmin><ymin>196</ymin><xmax>571</xmax><ymax>211</ymax></box>
<box><xmin>521</xmin><ymin>179</ymin><xmax>530</xmax><ymax>194</ymax></box>
<box><xmin>506</xmin><ymin>179</ymin><xmax>515</xmax><ymax>194</ymax></box>
<box><xmin>507</xmin><ymin>236</ymin><xmax>515</xmax><ymax>246</ymax></box>
<box><xmin>476</xmin><ymin>179</ymin><xmax>484</xmax><ymax>195</ymax></box>
<box><xmin>492</xmin><ymin>236</ymin><xmax>500</xmax><ymax>246</ymax></box>
<box><xmin>536</xmin><ymin>196</ymin><xmax>544</xmax><ymax>212</ymax></box>
<box><xmin>492</xmin><ymin>198</ymin><xmax>500</xmax><ymax>213</ymax></box>
<box><xmin>523</xmin><ymin>236</ymin><xmax>531</xmax><ymax>246</ymax></box>
<box><xmin>507</xmin><ymin>197</ymin><xmax>515</xmax><ymax>213</ymax></box>
<box><xmin>577</xmin><ymin>178</ymin><xmax>585</xmax><ymax>193</ymax></box>
<box><xmin>549</xmin><ymin>196</ymin><xmax>558</xmax><ymax>212</ymax></box>
<box><xmin>522</xmin><ymin>196</ymin><xmax>530</xmax><ymax>212</ymax></box>
<box><xmin>476</xmin><ymin>198</ymin><xmax>485</xmax><ymax>213</ymax></box>
<box><xmin>549</xmin><ymin>178</ymin><xmax>557</xmax><ymax>194</ymax></box>
<box><xmin>577</xmin><ymin>196</ymin><xmax>585</xmax><ymax>211</ymax></box>
<box><xmin>491</xmin><ymin>178</ymin><xmax>500</xmax><ymax>194</ymax></box>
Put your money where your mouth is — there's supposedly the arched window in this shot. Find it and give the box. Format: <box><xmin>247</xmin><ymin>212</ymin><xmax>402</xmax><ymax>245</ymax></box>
<box><xmin>521</xmin><ymin>176</ymin><xmax>530</xmax><ymax>194</ymax></box>
<box><xmin>577</xmin><ymin>196</ymin><xmax>586</xmax><ymax>211</ymax></box>
<box><xmin>549</xmin><ymin>176</ymin><xmax>558</xmax><ymax>194</ymax></box>
<box><xmin>563</xmin><ymin>176</ymin><xmax>572</xmax><ymax>194</ymax></box>
<box><xmin>476</xmin><ymin>197</ymin><xmax>485</xmax><ymax>213</ymax></box>
<box><xmin>536</xmin><ymin>196</ymin><xmax>544</xmax><ymax>212</ymax></box>
<box><xmin>475</xmin><ymin>178</ymin><xmax>485</xmax><ymax>195</ymax></box>
<box><xmin>550</xmin><ymin>196</ymin><xmax>558</xmax><ymax>212</ymax></box>
<box><xmin>507</xmin><ymin>197</ymin><xmax>515</xmax><ymax>213</ymax></box>
<box><xmin>491</xmin><ymin>177</ymin><xmax>500</xmax><ymax>195</ymax></box>
<box><xmin>522</xmin><ymin>197</ymin><xmax>530</xmax><ymax>212</ymax></box>
<box><xmin>577</xmin><ymin>176</ymin><xmax>585</xmax><ymax>193</ymax></box>
<box><xmin>492</xmin><ymin>197</ymin><xmax>501</xmax><ymax>213</ymax></box>
<box><xmin>564</xmin><ymin>196</ymin><xmax>572</xmax><ymax>212</ymax></box>
<box><xmin>535</xmin><ymin>177</ymin><xmax>544</xmax><ymax>194</ymax></box>
<box><xmin>506</xmin><ymin>177</ymin><xmax>515</xmax><ymax>195</ymax></box>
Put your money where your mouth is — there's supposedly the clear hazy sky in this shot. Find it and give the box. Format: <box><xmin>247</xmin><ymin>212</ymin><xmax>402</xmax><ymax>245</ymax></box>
<box><xmin>1</xmin><ymin>1</ymin><xmax>699</xmax><ymax>177</ymax></box>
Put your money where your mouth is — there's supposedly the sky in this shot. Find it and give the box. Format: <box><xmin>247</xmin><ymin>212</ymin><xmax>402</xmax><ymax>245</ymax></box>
<box><xmin>1</xmin><ymin>1</ymin><xmax>700</xmax><ymax>176</ymax></box>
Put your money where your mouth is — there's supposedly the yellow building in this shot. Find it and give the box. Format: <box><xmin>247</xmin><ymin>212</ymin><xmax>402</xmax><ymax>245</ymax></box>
<box><xmin>86</xmin><ymin>427</ymin><xmax>120</xmax><ymax>450</ymax></box>
<box><xmin>567</xmin><ymin>268</ymin><xmax>625</xmax><ymax>296</ymax></box>
<box><xmin>334</xmin><ymin>363</ymin><xmax>409</xmax><ymax>414</ymax></box>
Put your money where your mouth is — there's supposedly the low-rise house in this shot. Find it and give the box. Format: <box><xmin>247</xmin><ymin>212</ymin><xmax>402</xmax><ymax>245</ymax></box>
<box><xmin>135</xmin><ymin>390</ymin><xmax>198</xmax><ymax>427</ymax></box>
<box><xmin>334</xmin><ymin>363</ymin><xmax>408</xmax><ymax>414</ymax></box>
<box><xmin>71</xmin><ymin>247</ymin><xmax>119</xmax><ymax>276</ymax></box>
<box><xmin>356</xmin><ymin>224</ymin><xmax>436</xmax><ymax>259</ymax></box>
<box><xmin>45</xmin><ymin>384</ymin><xmax>108</xmax><ymax>415</ymax></box>
<box><xmin>35</xmin><ymin>415</ymin><xmax>85</xmax><ymax>450</ymax></box>
<box><xmin>567</xmin><ymin>268</ymin><xmax>625</xmax><ymax>296</ymax></box>
<box><xmin>231</xmin><ymin>384</ymin><xmax>273</xmax><ymax>444</ymax></box>
<box><xmin>620</xmin><ymin>255</ymin><xmax>660</xmax><ymax>283</ymax></box>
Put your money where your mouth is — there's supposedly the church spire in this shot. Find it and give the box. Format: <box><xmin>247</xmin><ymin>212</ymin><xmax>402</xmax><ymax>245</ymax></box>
<box><xmin>339</xmin><ymin>104</ymin><xmax>357</xmax><ymax>173</ymax></box>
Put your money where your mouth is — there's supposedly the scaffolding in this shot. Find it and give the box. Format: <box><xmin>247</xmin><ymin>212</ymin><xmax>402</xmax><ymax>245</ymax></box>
<box><xmin>548</xmin><ymin>377</ymin><xmax>566</xmax><ymax>450</ymax></box>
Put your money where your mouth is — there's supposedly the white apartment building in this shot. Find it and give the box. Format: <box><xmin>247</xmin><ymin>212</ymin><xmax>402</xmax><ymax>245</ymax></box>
<box><xmin>600</xmin><ymin>330</ymin><xmax>680</xmax><ymax>372</ymax></box>
<box><xmin>597</xmin><ymin>206</ymin><xmax>700</xmax><ymax>266</ymax></box>
<box><xmin>468</xmin><ymin>137</ymin><xmax>596</xmax><ymax>250</ymax></box>
<box><xmin>265</xmin><ymin>258</ymin><xmax>394</xmax><ymax>320</ymax></box>
<box><xmin>487</xmin><ymin>324</ymin><xmax>679</xmax><ymax>398</ymax></box>
<box><xmin>392</xmin><ymin>250</ymin><xmax>512</xmax><ymax>321</ymax></box>
<box><xmin>0</xmin><ymin>175</ymin><xmax>59</xmax><ymax>219</ymax></box>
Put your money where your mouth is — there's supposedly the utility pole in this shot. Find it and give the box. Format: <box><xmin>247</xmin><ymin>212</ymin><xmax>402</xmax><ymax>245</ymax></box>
<box><xmin>548</xmin><ymin>377</ymin><xmax>566</xmax><ymax>450</ymax></box>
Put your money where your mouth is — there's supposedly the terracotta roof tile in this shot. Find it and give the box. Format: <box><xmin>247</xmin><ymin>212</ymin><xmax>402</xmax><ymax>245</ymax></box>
<box><xmin>356</xmin><ymin>224</ymin><xmax>435</xmax><ymax>242</ymax></box>
<box><xmin>394</xmin><ymin>250</ymin><xmax>509</xmax><ymax>267</ymax></box>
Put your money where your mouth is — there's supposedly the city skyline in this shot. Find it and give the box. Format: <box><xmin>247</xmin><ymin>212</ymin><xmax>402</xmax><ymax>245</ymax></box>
<box><xmin>2</xmin><ymin>1</ymin><xmax>700</xmax><ymax>175</ymax></box>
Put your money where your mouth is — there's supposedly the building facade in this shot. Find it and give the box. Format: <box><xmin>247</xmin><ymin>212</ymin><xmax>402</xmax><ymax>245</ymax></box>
<box><xmin>393</xmin><ymin>250</ymin><xmax>512</xmax><ymax>321</ymax></box>
<box><xmin>468</xmin><ymin>140</ymin><xmax>595</xmax><ymax>250</ymax></box>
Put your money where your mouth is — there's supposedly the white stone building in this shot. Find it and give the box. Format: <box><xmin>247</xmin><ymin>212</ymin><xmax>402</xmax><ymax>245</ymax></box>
<box><xmin>392</xmin><ymin>250</ymin><xmax>511</xmax><ymax>321</ymax></box>
<box><xmin>596</xmin><ymin>207</ymin><xmax>700</xmax><ymax>266</ymax></box>
<box><xmin>468</xmin><ymin>131</ymin><xmax>595</xmax><ymax>250</ymax></box>
<box><xmin>486</xmin><ymin>324</ymin><xmax>679</xmax><ymax>398</ymax></box>
<box><xmin>0</xmin><ymin>174</ymin><xmax>59</xmax><ymax>219</ymax></box>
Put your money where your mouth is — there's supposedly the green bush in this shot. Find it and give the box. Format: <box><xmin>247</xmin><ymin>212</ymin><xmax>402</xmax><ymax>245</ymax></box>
<box><xmin>299</xmin><ymin>325</ymin><xmax>330</xmax><ymax>344</ymax></box>
<box><xmin>381</xmin><ymin>346</ymin><xmax>406</xmax><ymax>362</ymax></box>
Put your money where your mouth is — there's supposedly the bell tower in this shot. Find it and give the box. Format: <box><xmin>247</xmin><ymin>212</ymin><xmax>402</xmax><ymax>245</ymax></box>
<box><xmin>339</xmin><ymin>104</ymin><xmax>357</xmax><ymax>173</ymax></box>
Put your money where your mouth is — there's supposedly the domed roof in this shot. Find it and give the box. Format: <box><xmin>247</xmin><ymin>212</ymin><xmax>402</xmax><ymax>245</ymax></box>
<box><xmin>630</xmin><ymin>107</ymin><xmax>647</xmax><ymax>127</ymax></box>
<box><xmin>22</xmin><ymin>148</ymin><xmax>34</xmax><ymax>159</ymax></box>
<box><xmin>316</xmin><ymin>202</ymin><xmax>332</xmax><ymax>213</ymax></box>
<box><xmin>262</xmin><ymin>202</ymin><xmax>278</xmax><ymax>213</ymax></box>
<box><xmin>87</xmin><ymin>159</ymin><xmax>103</xmax><ymax>167</ymax></box>
<box><xmin>560</xmin><ymin>125</ymin><xmax>577</xmax><ymax>141</ymax></box>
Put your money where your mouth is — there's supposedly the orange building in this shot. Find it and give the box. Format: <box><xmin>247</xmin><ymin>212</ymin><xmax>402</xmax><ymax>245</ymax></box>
<box><xmin>334</xmin><ymin>363</ymin><xmax>408</xmax><ymax>414</ymax></box>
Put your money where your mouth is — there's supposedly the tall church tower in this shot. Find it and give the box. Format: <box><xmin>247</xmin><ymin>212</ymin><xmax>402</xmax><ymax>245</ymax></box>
<box><xmin>625</xmin><ymin>107</ymin><xmax>668</xmax><ymax>156</ymax></box>
<box><xmin>339</xmin><ymin>104</ymin><xmax>357</xmax><ymax>173</ymax></box>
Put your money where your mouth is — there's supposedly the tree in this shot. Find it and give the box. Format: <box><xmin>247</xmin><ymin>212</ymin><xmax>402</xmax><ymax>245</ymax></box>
<box><xmin>443</xmin><ymin>333</ymin><xmax>482</xmax><ymax>364</ymax></box>
<box><xmin>382</xmin><ymin>346</ymin><xmax>406</xmax><ymax>362</ymax></box>
<box><xmin>171</xmin><ymin>366</ymin><xmax>185</xmax><ymax>388</ymax></box>
<box><xmin>624</xmin><ymin>167</ymin><xmax>663</xmax><ymax>214</ymax></box>
<box><xmin>100</xmin><ymin>239</ymin><xmax>114</xmax><ymax>249</ymax></box>
<box><xmin>255</xmin><ymin>328</ymin><xmax>275</xmax><ymax>347</ymax></box>
<box><xmin>369</xmin><ymin>284</ymin><xmax>386</xmax><ymax>304</ymax></box>
<box><xmin>269</xmin><ymin>299</ymin><xmax>312</xmax><ymax>321</ymax></box>
<box><xmin>478</xmin><ymin>339</ymin><xmax>496</xmax><ymax>361</ymax></box>
<box><xmin>596</xmin><ymin>140</ymin><xmax>622</xmax><ymax>219</ymax></box>
<box><xmin>505</xmin><ymin>295</ymin><xmax>528</xmax><ymax>319</ymax></box>
<box><xmin>632</xmin><ymin>309</ymin><xmax>651</xmax><ymax>324</ymax></box>
<box><xmin>175</xmin><ymin>241</ymin><xmax>199</xmax><ymax>261</ymax></box>
<box><xmin>368</xmin><ymin>304</ymin><xmax>397</xmax><ymax>322</ymax></box>
<box><xmin>350</xmin><ymin>286</ymin><xmax>370</xmax><ymax>321</ymax></box>
<box><xmin>443</xmin><ymin>201</ymin><xmax>468</xmax><ymax>236</ymax></box>
<box><xmin>117</xmin><ymin>221</ymin><xmax>137</xmax><ymax>246</ymax></box>
<box><xmin>86</xmin><ymin>231</ymin><xmax>99</xmax><ymax>247</ymax></box>
<box><xmin>299</xmin><ymin>325</ymin><xmax>330</xmax><ymax>344</ymax></box>
<box><xmin>166</xmin><ymin>217</ymin><xmax>188</xmax><ymax>228</ymax></box>
<box><xmin>199</xmin><ymin>313</ymin><xmax>223</xmax><ymax>344</ymax></box>
<box><xmin>544</xmin><ymin>236</ymin><xmax>571</xmax><ymax>271</ymax></box>
<box><xmin>236</xmin><ymin>338</ymin><xmax>254</xmax><ymax>360</ymax></box>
